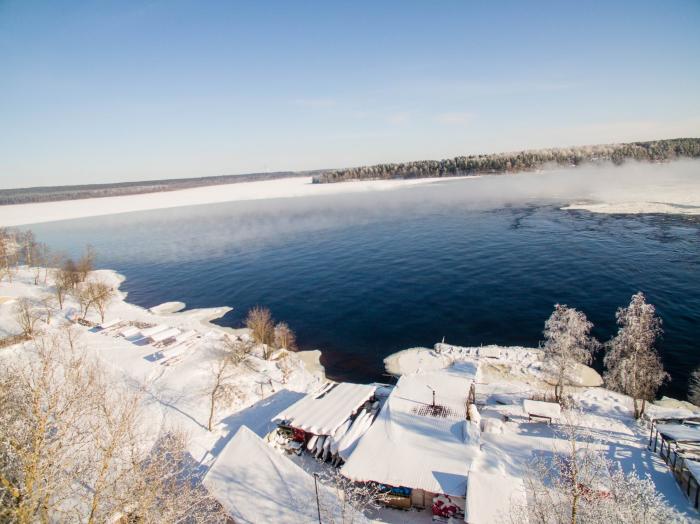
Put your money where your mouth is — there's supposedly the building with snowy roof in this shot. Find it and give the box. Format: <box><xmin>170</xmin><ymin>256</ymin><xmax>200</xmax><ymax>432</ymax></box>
<box><xmin>272</xmin><ymin>381</ymin><xmax>377</xmax><ymax>436</ymax></box>
<box><xmin>204</xmin><ymin>426</ymin><xmax>364</xmax><ymax>523</ymax></box>
<box><xmin>340</xmin><ymin>361</ymin><xmax>481</xmax><ymax>511</ymax></box>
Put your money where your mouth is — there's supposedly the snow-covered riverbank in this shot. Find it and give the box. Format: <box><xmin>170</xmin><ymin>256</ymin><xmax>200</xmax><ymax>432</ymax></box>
<box><xmin>3</xmin><ymin>266</ymin><xmax>700</xmax><ymax>522</ymax></box>
<box><xmin>3</xmin><ymin>160</ymin><xmax>699</xmax><ymax>227</ymax></box>
<box><xmin>0</xmin><ymin>267</ymin><xmax>325</xmax><ymax>463</ymax></box>
<box><xmin>0</xmin><ymin>176</ymin><xmax>470</xmax><ymax>226</ymax></box>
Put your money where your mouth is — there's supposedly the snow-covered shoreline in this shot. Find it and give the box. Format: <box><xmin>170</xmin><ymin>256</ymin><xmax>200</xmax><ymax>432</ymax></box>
<box><xmin>4</xmin><ymin>265</ymin><xmax>700</xmax><ymax>522</ymax></box>
<box><xmin>3</xmin><ymin>163</ymin><xmax>700</xmax><ymax>229</ymax></box>
<box><xmin>384</xmin><ymin>343</ymin><xmax>604</xmax><ymax>388</ymax></box>
<box><xmin>0</xmin><ymin>176</ymin><xmax>473</xmax><ymax>227</ymax></box>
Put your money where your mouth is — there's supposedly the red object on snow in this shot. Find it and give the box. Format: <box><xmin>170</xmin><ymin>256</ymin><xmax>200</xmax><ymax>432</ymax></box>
<box><xmin>292</xmin><ymin>428</ymin><xmax>306</xmax><ymax>442</ymax></box>
<box><xmin>432</xmin><ymin>494</ymin><xmax>459</xmax><ymax>517</ymax></box>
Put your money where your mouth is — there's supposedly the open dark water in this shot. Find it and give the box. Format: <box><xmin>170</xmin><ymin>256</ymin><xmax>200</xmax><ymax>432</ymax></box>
<box><xmin>30</xmin><ymin>176</ymin><xmax>700</xmax><ymax>399</ymax></box>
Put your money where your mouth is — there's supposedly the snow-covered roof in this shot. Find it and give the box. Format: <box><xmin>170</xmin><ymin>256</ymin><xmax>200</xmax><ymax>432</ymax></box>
<box><xmin>99</xmin><ymin>318</ymin><xmax>121</xmax><ymax>329</ymax></box>
<box><xmin>149</xmin><ymin>327</ymin><xmax>180</xmax><ymax>343</ymax></box>
<box><xmin>205</xmin><ymin>426</ymin><xmax>337</xmax><ymax>524</ymax></box>
<box><xmin>139</xmin><ymin>324</ymin><xmax>169</xmax><ymax>338</ymax></box>
<box><xmin>465</xmin><ymin>471</ymin><xmax>528</xmax><ymax>524</ymax></box>
<box><xmin>341</xmin><ymin>363</ymin><xmax>481</xmax><ymax>496</ymax></box>
<box><xmin>685</xmin><ymin>460</ymin><xmax>700</xmax><ymax>480</ymax></box>
<box><xmin>657</xmin><ymin>423</ymin><xmax>700</xmax><ymax>442</ymax></box>
<box><xmin>273</xmin><ymin>382</ymin><xmax>376</xmax><ymax>435</ymax></box>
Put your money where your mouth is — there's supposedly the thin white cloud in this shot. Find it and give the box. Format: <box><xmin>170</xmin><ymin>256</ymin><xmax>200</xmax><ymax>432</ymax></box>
<box><xmin>387</xmin><ymin>111</ymin><xmax>410</xmax><ymax>125</ymax></box>
<box><xmin>435</xmin><ymin>112</ymin><xmax>473</xmax><ymax>125</ymax></box>
<box><xmin>293</xmin><ymin>97</ymin><xmax>337</xmax><ymax>108</ymax></box>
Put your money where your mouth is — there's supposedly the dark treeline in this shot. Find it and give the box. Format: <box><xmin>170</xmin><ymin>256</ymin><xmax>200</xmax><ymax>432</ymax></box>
<box><xmin>0</xmin><ymin>171</ymin><xmax>316</xmax><ymax>205</ymax></box>
<box><xmin>312</xmin><ymin>137</ymin><xmax>700</xmax><ymax>184</ymax></box>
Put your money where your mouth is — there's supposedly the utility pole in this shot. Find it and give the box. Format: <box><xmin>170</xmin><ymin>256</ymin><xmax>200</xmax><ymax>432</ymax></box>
<box><xmin>426</xmin><ymin>385</ymin><xmax>435</xmax><ymax>407</ymax></box>
<box><xmin>313</xmin><ymin>472</ymin><xmax>322</xmax><ymax>523</ymax></box>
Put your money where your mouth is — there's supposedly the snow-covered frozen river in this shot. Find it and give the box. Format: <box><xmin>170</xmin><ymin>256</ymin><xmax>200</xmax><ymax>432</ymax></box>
<box><xmin>29</xmin><ymin>164</ymin><xmax>700</xmax><ymax>398</ymax></box>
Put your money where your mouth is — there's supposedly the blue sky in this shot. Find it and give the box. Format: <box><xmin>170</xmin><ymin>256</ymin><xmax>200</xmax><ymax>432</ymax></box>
<box><xmin>1</xmin><ymin>1</ymin><xmax>699</xmax><ymax>188</ymax></box>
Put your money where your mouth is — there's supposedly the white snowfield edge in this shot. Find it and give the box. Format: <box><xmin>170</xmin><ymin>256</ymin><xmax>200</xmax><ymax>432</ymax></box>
<box><xmin>563</xmin><ymin>201</ymin><xmax>700</xmax><ymax>215</ymax></box>
<box><xmin>0</xmin><ymin>176</ymin><xmax>470</xmax><ymax>227</ymax></box>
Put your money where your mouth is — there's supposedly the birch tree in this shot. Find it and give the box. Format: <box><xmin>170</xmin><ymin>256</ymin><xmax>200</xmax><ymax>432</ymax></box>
<box><xmin>603</xmin><ymin>292</ymin><xmax>668</xmax><ymax>419</ymax></box>
<box><xmin>542</xmin><ymin>304</ymin><xmax>599</xmax><ymax>402</ymax></box>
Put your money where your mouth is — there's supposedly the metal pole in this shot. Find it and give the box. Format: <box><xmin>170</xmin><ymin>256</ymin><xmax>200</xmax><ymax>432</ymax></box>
<box><xmin>314</xmin><ymin>473</ymin><xmax>322</xmax><ymax>524</ymax></box>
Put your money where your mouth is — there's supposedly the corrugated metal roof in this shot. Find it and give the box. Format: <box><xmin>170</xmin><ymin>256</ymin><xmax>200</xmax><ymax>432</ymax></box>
<box><xmin>272</xmin><ymin>382</ymin><xmax>377</xmax><ymax>435</ymax></box>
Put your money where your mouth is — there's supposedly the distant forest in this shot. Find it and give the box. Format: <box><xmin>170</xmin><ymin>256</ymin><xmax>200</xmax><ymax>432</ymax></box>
<box><xmin>312</xmin><ymin>138</ymin><xmax>700</xmax><ymax>184</ymax></box>
<box><xmin>0</xmin><ymin>171</ymin><xmax>312</xmax><ymax>206</ymax></box>
<box><xmin>3</xmin><ymin>138</ymin><xmax>699</xmax><ymax>205</ymax></box>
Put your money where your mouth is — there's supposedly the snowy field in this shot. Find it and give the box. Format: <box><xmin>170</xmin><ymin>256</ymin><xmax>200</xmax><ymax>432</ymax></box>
<box><xmin>0</xmin><ymin>176</ymin><xmax>466</xmax><ymax>227</ymax></box>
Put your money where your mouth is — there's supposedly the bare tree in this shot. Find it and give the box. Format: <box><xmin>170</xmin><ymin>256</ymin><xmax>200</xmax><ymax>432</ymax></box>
<box><xmin>317</xmin><ymin>468</ymin><xmax>386</xmax><ymax>524</ymax></box>
<box><xmin>71</xmin><ymin>279</ymin><xmax>114</xmax><ymax>322</ymax></box>
<box><xmin>51</xmin><ymin>265</ymin><xmax>72</xmax><ymax>309</ymax></box>
<box><xmin>89</xmin><ymin>280</ymin><xmax>116</xmax><ymax>323</ymax></box>
<box><xmin>19</xmin><ymin>230</ymin><xmax>37</xmax><ymax>268</ymax></box>
<box><xmin>689</xmin><ymin>368</ymin><xmax>700</xmax><ymax>407</ymax></box>
<box><xmin>39</xmin><ymin>294</ymin><xmax>58</xmax><ymax>325</ymax></box>
<box><xmin>31</xmin><ymin>243</ymin><xmax>49</xmax><ymax>285</ymax></box>
<box><xmin>0</xmin><ymin>332</ymin><xmax>225</xmax><ymax>523</ymax></box>
<box><xmin>603</xmin><ymin>292</ymin><xmax>668</xmax><ymax>419</ymax></box>
<box><xmin>76</xmin><ymin>245</ymin><xmax>97</xmax><ymax>282</ymax></box>
<box><xmin>274</xmin><ymin>321</ymin><xmax>297</xmax><ymax>351</ymax></box>
<box><xmin>0</xmin><ymin>228</ymin><xmax>19</xmax><ymax>283</ymax></box>
<box><xmin>277</xmin><ymin>354</ymin><xmax>294</xmax><ymax>384</ymax></box>
<box><xmin>205</xmin><ymin>337</ymin><xmax>251</xmax><ymax>431</ymax></box>
<box><xmin>245</xmin><ymin>306</ymin><xmax>275</xmax><ymax>350</ymax></box>
<box><xmin>542</xmin><ymin>304</ymin><xmax>600</xmax><ymax>402</ymax></box>
<box><xmin>72</xmin><ymin>282</ymin><xmax>94</xmax><ymax>321</ymax></box>
<box><xmin>13</xmin><ymin>298</ymin><xmax>42</xmax><ymax>339</ymax></box>
<box><xmin>62</xmin><ymin>258</ymin><xmax>82</xmax><ymax>288</ymax></box>
<box><xmin>220</xmin><ymin>334</ymin><xmax>255</xmax><ymax>367</ymax></box>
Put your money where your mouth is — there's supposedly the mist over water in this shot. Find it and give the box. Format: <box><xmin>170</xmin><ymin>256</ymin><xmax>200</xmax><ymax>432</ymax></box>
<box><xmin>31</xmin><ymin>162</ymin><xmax>700</xmax><ymax>399</ymax></box>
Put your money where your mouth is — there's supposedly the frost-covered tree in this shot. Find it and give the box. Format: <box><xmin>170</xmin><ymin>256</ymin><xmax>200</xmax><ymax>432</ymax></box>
<box><xmin>274</xmin><ymin>321</ymin><xmax>297</xmax><ymax>351</ymax></box>
<box><xmin>603</xmin><ymin>293</ymin><xmax>668</xmax><ymax>419</ymax></box>
<box><xmin>0</xmin><ymin>332</ymin><xmax>225</xmax><ymax>523</ymax></box>
<box><xmin>542</xmin><ymin>304</ymin><xmax>599</xmax><ymax>402</ymax></box>
<box><xmin>317</xmin><ymin>468</ymin><xmax>386</xmax><ymax>524</ymax></box>
<box><xmin>514</xmin><ymin>415</ymin><xmax>683</xmax><ymax>524</ymax></box>
<box><xmin>689</xmin><ymin>368</ymin><xmax>700</xmax><ymax>406</ymax></box>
